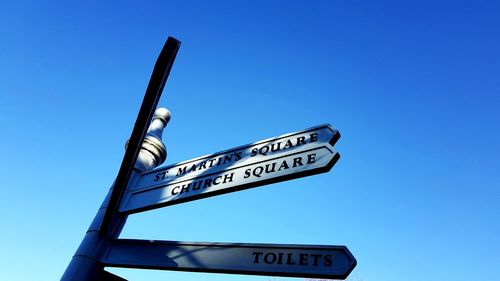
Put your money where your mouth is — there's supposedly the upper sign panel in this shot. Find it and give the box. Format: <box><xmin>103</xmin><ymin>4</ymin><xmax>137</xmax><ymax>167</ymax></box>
<box><xmin>120</xmin><ymin>124</ymin><xmax>340</xmax><ymax>214</ymax></box>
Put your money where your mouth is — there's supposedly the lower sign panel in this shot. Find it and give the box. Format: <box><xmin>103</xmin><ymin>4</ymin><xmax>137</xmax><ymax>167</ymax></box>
<box><xmin>101</xmin><ymin>239</ymin><xmax>356</xmax><ymax>279</ymax></box>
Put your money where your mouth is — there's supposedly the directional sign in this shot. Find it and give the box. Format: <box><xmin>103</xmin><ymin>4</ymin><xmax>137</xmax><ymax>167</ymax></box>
<box><xmin>101</xmin><ymin>239</ymin><xmax>357</xmax><ymax>279</ymax></box>
<box><xmin>120</xmin><ymin>124</ymin><xmax>340</xmax><ymax>214</ymax></box>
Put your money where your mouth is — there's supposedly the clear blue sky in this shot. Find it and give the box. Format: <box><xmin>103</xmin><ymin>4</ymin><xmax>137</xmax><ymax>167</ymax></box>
<box><xmin>0</xmin><ymin>1</ymin><xmax>499</xmax><ymax>281</ymax></box>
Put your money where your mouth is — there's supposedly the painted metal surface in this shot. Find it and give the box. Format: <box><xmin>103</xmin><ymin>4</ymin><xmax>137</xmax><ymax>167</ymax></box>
<box><xmin>60</xmin><ymin>38</ymin><xmax>356</xmax><ymax>281</ymax></box>
<box><xmin>101</xmin><ymin>239</ymin><xmax>356</xmax><ymax>279</ymax></box>
<box><xmin>99</xmin><ymin>37</ymin><xmax>180</xmax><ymax>234</ymax></box>
<box><xmin>60</xmin><ymin>36</ymin><xmax>180</xmax><ymax>281</ymax></box>
<box><xmin>120</xmin><ymin>124</ymin><xmax>340</xmax><ymax>214</ymax></box>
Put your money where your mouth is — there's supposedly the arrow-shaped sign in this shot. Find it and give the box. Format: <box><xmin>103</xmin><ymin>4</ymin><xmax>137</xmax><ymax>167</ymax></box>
<box><xmin>120</xmin><ymin>124</ymin><xmax>340</xmax><ymax>214</ymax></box>
<box><xmin>101</xmin><ymin>239</ymin><xmax>356</xmax><ymax>279</ymax></box>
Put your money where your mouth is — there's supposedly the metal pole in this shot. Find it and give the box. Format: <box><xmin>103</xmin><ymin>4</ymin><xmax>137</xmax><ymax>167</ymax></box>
<box><xmin>60</xmin><ymin>36</ymin><xmax>180</xmax><ymax>281</ymax></box>
<box><xmin>60</xmin><ymin>108</ymin><xmax>171</xmax><ymax>281</ymax></box>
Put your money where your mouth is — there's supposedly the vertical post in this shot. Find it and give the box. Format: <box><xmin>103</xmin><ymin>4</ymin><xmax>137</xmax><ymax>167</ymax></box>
<box><xmin>60</xmin><ymin>37</ymin><xmax>180</xmax><ymax>281</ymax></box>
<box><xmin>61</xmin><ymin>109</ymin><xmax>171</xmax><ymax>281</ymax></box>
<box><xmin>100</xmin><ymin>37</ymin><xmax>180</xmax><ymax>235</ymax></box>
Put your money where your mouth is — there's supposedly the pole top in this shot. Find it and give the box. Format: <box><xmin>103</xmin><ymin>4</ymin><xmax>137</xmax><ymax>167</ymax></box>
<box><xmin>152</xmin><ymin>107</ymin><xmax>171</xmax><ymax>125</ymax></box>
<box><xmin>132</xmin><ymin>107</ymin><xmax>171</xmax><ymax>172</ymax></box>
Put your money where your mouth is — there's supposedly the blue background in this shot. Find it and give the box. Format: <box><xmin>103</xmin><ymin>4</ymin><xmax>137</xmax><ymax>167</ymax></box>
<box><xmin>0</xmin><ymin>1</ymin><xmax>499</xmax><ymax>280</ymax></box>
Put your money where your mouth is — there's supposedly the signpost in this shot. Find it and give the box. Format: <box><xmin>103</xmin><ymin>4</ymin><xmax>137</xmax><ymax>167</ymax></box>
<box><xmin>60</xmin><ymin>37</ymin><xmax>357</xmax><ymax>281</ymax></box>
<box><xmin>102</xmin><ymin>239</ymin><xmax>356</xmax><ymax>280</ymax></box>
<box><xmin>120</xmin><ymin>124</ymin><xmax>340</xmax><ymax>214</ymax></box>
<box><xmin>60</xmin><ymin>37</ymin><xmax>181</xmax><ymax>281</ymax></box>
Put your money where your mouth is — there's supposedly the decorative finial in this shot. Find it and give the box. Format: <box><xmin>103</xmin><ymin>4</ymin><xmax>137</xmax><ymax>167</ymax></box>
<box><xmin>133</xmin><ymin>107</ymin><xmax>171</xmax><ymax>172</ymax></box>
